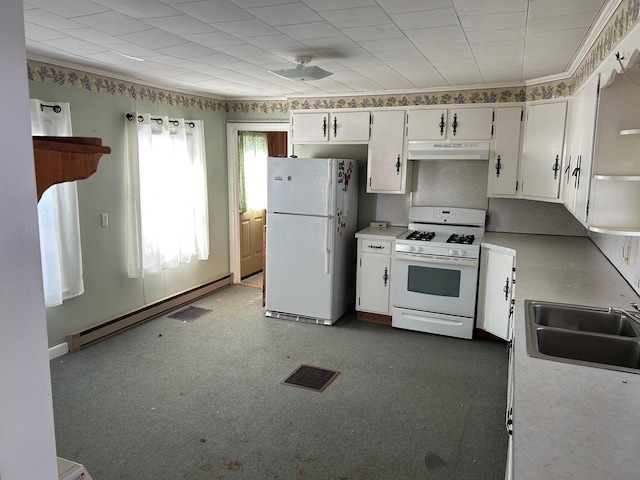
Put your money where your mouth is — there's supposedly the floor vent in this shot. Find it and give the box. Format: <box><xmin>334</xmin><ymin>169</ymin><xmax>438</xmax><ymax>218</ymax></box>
<box><xmin>66</xmin><ymin>275</ymin><xmax>231</xmax><ymax>352</ymax></box>
<box><xmin>168</xmin><ymin>306</ymin><xmax>211</xmax><ymax>322</ymax></box>
<box><xmin>282</xmin><ymin>364</ymin><xmax>340</xmax><ymax>392</ymax></box>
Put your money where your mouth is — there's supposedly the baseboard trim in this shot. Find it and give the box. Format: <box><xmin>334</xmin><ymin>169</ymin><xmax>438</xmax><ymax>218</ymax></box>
<box><xmin>66</xmin><ymin>275</ymin><xmax>231</xmax><ymax>352</ymax></box>
<box><xmin>356</xmin><ymin>311</ymin><xmax>392</xmax><ymax>325</ymax></box>
<box><xmin>49</xmin><ymin>342</ymin><xmax>69</xmax><ymax>360</ymax></box>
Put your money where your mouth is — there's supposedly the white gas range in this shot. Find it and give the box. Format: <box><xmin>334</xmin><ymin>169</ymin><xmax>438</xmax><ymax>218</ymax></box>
<box><xmin>392</xmin><ymin>206</ymin><xmax>486</xmax><ymax>339</ymax></box>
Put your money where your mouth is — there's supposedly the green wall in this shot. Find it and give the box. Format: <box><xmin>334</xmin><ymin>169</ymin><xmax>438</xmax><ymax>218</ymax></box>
<box><xmin>29</xmin><ymin>82</ymin><xmax>230</xmax><ymax>347</ymax></box>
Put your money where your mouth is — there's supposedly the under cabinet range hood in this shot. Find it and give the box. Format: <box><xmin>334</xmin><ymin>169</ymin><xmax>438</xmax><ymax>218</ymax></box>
<box><xmin>407</xmin><ymin>141</ymin><xmax>490</xmax><ymax>160</ymax></box>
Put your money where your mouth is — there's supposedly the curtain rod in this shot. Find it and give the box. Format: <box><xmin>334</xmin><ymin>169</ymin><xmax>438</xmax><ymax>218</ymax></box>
<box><xmin>125</xmin><ymin>113</ymin><xmax>195</xmax><ymax>128</ymax></box>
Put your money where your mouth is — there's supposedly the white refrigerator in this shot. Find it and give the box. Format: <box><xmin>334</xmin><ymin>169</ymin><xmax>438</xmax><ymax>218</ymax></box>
<box><xmin>265</xmin><ymin>157</ymin><xmax>358</xmax><ymax>325</ymax></box>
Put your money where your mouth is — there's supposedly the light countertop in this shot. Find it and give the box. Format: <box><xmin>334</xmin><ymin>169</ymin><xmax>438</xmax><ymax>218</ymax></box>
<box><xmin>482</xmin><ymin>233</ymin><xmax>640</xmax><ymax>480</ymax></box>
<box><xmin>355</xmin><ymin>226</ymin><xmax>407</xmax><ymax>240</ymax></box>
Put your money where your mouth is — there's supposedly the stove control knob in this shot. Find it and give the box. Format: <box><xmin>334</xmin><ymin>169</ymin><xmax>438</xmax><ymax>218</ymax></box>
<box><xmin>448</xmin><ymin>248</ymin><xmax>456</xmax><ymax>256</ymax></box>
<box><xmin>409</xmin><ymin>246</ymin><xmax>415</xmax><ymax>252</ymax></box>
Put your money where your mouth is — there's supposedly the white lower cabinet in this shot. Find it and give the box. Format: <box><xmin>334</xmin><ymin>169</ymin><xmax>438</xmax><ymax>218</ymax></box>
<box><xmin>477</xmin><ymin>243</ymin><xmax>516</xmax><ymax>479</ymax></box>
<box><xmin>477</xmin><ymin>245</ymin><xmax>516</xmax><ymax>340</ymax></box>
<box><xmin>355</xmin><ymin>227</ymin><xmax>407</xmax><ymax>316</ymax></box>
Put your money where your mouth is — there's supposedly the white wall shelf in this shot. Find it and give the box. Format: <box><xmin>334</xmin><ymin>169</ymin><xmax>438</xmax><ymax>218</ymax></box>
<box><xmin>593</xmin><ymin>174</ymin><xmax>640</xmax><ymax>181</ymax></box>
<box><xmin>588</xmin><ymin>226</ymin><xmax>640</xmax><ymax>236</ymax></box>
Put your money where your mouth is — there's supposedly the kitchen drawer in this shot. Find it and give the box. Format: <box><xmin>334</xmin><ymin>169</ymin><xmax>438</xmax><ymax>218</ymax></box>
<box><xmin>360</xmin><ymin>240</ymin><xmax>392</xmax><ymax>254</ymax></box>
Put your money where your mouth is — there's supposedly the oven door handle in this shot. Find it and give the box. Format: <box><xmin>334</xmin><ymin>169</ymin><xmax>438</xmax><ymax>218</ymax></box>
<box><xmin>394</xmin><ymin>252</ymin><xmax>478</xmax><ymax>268</ymax></box>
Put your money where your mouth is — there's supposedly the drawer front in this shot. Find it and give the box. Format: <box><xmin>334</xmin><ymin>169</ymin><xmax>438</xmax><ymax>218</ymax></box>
<box><xmin>360</xmin><ymin>239</ymin><xmax>392</xmax><ymax>254</ymax></box>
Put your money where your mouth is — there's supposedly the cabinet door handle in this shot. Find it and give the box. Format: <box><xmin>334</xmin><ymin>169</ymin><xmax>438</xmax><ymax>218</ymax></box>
<box><xmin>368</xmin><ymin>245</ymin><xmax>384</xmax><ymax>249</ymax></box>
<box><xmin>552</xmin><ymin>155</ymin><xmax>560</xmax><ymax>179</ymax></box>
<box><xmin>395</xmin><ymin>155</ymin><xmax>401</xmax><ymax>174</ymax></box>
<box><xmin>495</xmin><ymin>155</ymin><xmax>502</xmax><ymax>178</ymax></box>
<box><xmin>333</xmin><ymin>116</ymin><xmax>338</xmax><ymax>137</ymax></box>
<box><xmin>383</xmin><ymin>267</ymin><xmax>389</xmax><ymax>287</ymax></box>
<box><xmin>565</xmin><ymin>156</ymin><xmax>572</xmax><ymax>184</ymax></box>
<box><xmin>322</xmin><ymin>117</ymin><xmax>327</xmax><ymax>137</ymax></box>
<box><xmin>439</xmin><ymin>113</ymin><xmax>445</xmax><ymax>136</ymax></box>
<box><xmin>503</xmin><ymin>277</ymin><xmax>510</xmax><ymax>300</ymax></box>
<box><xmin>451</xmin><ymin>113</ymin><xmax>458</xmax><ymax>136</ymax></box>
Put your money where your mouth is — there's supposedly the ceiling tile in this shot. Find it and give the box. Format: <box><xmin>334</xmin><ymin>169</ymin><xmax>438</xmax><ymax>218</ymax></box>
<box><xmin>358</xmin><ymin>38</ymin><xmax>415</xmax><ymax>53</ymax></box>
<box><xmin>301</xmin><ymin>0</ymin><xmax>376</xmax><ymax>12</ymax></box>
<box><xmin>319</xmin><ymin>6</ymin><xmax>391</xmax><ymax>28</ymax></box>
<box><xmin>276</xmin><ymin>22</ymin><xmax>342</xmax><ymax>40</ymax></box>
<box><xmin>212</xmin><ymin>19</ymin><xmax>280</xmax><ymax>37</ymax></box>
<box><xmin>182</xmin><ymin>31</ymin><xmax>245</xmax><ymax>48</ymax></box>
<box><xmin>142</xmin><ymin>15</ymin><xmax>216</xmax><ymax>35</ymax></box>
<box><xmin>24</xmin><ymin>23</ymin><xmax>67</xmax><ymax>41</ymax></box>
<box><xmin>525</xmin><ymin>27</ymin><xmax>588</xmax><ymax>46</ymax></box>
<box><xmin>91</xmin><ymin>0</ymin><xmax>181</xmax><ymax>19</ymax></box>
<box><xmin>467</xmin><ymin>28</ymin><xmax>525</xmax><ymax>44</ymax></box>
<box><xmin>44</xmin><ymin>37</ymin><xmax>108</xmax><ymax>55</ymax></box>
<box><xmin>25</xmin><ymin>0</ymin><xmax>108</xmax><ymax>18</ymax></box>
<box><xmin>459</xmin><ymin>12</ymin><xmax>527</xmax><ymax>31</ymax></box>
<box><xmin>414</xmin><ymin>38</ymin><xmax>471</xmax><ymax>55</ymax></box>
<box><xmin>246</xmin><ymin>3</ymin><xmax>323</xmax><ymax>26</ymax></box>
<box><xmin>213</xmin><ymin>43</ymin><xmax>269</xmax><ymax>57</ymax></box>
<box><xmin>230</xmin><ymin>0</ymin><xmax>297</xmax><ymax>7</ymax></box>
<box><xmin>342</xmin><ymin>24</ymin><xmax>403</xmax><ymax>41</ymax></box>
<box><xmin>374</xmin><ymin>47</ymin><xmax>425</xmax><ymax>61</ymax></box>
<box><xmin>390</xmin><ymin>8</ymin><xmax>459</xmax><ymax>30</ymax></box>
<box><xmin>75</xmin><ymin>11</ymin><xmax>153</xmax><ymax>36</ymax></box>
<box><xmin>377</xmin><ymin>0</ymin><xmax>453</xmax><ymax>14</ymax></box>
<box><xmin>244</xmin><ymin>34</ymin><xmax>305</xmax><ymax>49</ymax></box>
<box><xmin>405</xmin><ymin>25</ymin><xmax>465</xmax><ymax>43</ymax></box>
<box><xmin>118</xmin><ymin>29</ymin><xmax>186</xmax><ymax>49</ymax></box>
<box><xmin>24</xmin><ymin>9</ymin><xmax>85</xmax><ymax>29</ymax></box>
<box><xmin>172</xmin><ymin>0</ymin><xmax>253</xmax><ymax>23</ymax></box>
<box><xmin>155</xmin><ymin>42</ymin><xmax>217</xmax><ymax>58</ymax></box>
<box><xmin>452</xmin><ymin>0</ymin><xmax>528</xmax><ymax>15</ymax></box>
<box><xmin>527</xmin><ymin>13</ymin><xmax>599</xmax><ymax>33</ymax></box>
<box><xmin>528</xmin><ymin>0</ymin><xmax>606</xmax><ymax>19</ymax></box>
<box><xmin>62</xmin><ymin>28</ymin><xmax>127</xmax><ymax>46</ymax></box>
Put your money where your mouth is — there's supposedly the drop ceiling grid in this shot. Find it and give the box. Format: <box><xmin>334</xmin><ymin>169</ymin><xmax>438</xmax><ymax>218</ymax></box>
<box><xmin>22</xmin><ymin>0</ymin><xmax>611</xmax><ymax>98</ymax></box>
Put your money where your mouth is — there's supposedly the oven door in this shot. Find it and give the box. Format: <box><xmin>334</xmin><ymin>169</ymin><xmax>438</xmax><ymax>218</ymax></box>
<box><xmin>392</xmin><ymin>252</ymin><xmax>478</xmax><ymax>317</ymax></box>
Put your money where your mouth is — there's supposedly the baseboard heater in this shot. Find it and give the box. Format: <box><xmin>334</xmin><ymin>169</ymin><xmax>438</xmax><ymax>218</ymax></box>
<box><xmin>66</xmin><ymin>275</ymin><xmax>231</xmax><ymax>352</ymax></box>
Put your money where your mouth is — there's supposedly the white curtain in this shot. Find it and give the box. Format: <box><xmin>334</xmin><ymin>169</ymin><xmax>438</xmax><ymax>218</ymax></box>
<box><xmin>30</xmin><ymin>99</ymin><xmax>84</xmax><ymax>307</ymax></box>
<box><xmin>125</xmin><ymin>114</ymin><xmax>209</xmax><ymax>278</ymax></box>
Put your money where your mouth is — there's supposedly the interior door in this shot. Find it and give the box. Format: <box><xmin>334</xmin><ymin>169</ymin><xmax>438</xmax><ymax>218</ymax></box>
<box><xmin>240</xmin><ymin>209</ymin><xmax>265</xmax><ymax>279</ymax></box>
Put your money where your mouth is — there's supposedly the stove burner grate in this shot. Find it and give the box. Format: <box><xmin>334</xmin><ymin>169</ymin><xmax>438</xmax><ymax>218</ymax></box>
<box><xmin>406</xmin><ymin>231</ymin><xmax>436</xmax><ymax>242</ymax></box>
<box><xmin>447</xmin><ymin>234</ymin><xmax>475</xmax><ymax>245</ymax></box>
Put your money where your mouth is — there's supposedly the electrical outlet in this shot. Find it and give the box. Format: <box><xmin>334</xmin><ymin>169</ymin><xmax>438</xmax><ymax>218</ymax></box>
<box><xmin>100</xmin><ymin>213</ymin><xmax>108</xmax><ymax>227</ymax></box>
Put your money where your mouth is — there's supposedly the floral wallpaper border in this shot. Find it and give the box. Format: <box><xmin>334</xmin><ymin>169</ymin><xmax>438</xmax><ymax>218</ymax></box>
<box><xmin>27</xmin><ymin>0</ymin><xmax>640</xmax><ymax>114</ymax></box>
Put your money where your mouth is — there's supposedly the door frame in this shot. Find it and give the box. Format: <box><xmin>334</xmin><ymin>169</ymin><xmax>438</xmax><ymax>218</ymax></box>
<box><xmin>226</xmin><ymin>122</ymin><xmax>289</xmax><ymax>284</ymax></box>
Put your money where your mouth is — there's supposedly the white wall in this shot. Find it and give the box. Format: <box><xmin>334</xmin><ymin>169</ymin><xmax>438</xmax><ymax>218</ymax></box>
<box><xmin>0</xmin><ymin>0</ymin><xmax>58</xmax><ymax>478</ymax></box>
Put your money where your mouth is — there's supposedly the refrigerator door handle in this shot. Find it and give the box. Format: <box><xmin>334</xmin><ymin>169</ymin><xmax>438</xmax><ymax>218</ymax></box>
<box><xmin>324</xmin><ymin>217</ymin><xmax>334</xmax><ymax>273</ymax></box>
<box><xmin>325</xmin><ymin>160</ymin><xmax>333</xmax><ymax>216</ymax></box>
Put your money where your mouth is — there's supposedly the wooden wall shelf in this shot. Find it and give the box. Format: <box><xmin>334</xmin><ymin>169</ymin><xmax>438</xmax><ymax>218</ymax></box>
<box><xmin>33</xmin><ymin>136</ymin><xmax>110</xmax><ymax>201</ymax></box>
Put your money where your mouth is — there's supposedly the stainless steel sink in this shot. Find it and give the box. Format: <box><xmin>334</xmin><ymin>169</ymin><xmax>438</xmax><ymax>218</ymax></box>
<box><xmin>525</xmin><ymin>300</ymin><xmax>640</xmax><ymax>374</ymax></box>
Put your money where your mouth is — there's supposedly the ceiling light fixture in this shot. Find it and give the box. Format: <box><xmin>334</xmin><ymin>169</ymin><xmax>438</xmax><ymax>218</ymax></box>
<box><xmin>269</xmin><ymin>56</ymin><xmax>332</xmax><ymax>82</ymax></box>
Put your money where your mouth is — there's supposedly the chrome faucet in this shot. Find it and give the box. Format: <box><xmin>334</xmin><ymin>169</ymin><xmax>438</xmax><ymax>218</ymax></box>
<box><xmin>608</xmin><ymin>303</ymin><xmax>640</xmax><ymax>321</ymax></box>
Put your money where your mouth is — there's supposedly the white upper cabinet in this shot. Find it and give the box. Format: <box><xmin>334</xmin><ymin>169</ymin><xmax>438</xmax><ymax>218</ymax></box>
<box><xmin>290</xmin><ymin>111</ymin><xmax>370</xmax><ymax>143</ymax></box>
<box><xmin>367</xmin><ymin>110</ymin><xmax>410</xmax><ymax>194</ymax></box>
<box><xmin>406</xmin><ymin>107</ymin><xmax>493</xmax><ymax>141</ymax></box>
<box><xmin>488</xmin><ymin>107</ymin><xmax>523</xmax><ymax>197</ymax></box>
<box><xmin>562</xmin><ymin>74</ymin><xmax>600</xmax><ymax>225</ymax></box>
<box><xmin>520</xmin><ymin>101</ymin><xmax>567</xmax><ymax>201</ymax></box>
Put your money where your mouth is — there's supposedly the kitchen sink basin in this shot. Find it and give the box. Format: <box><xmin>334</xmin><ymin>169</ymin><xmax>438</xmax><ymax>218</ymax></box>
<box><xmin>530</xmin><ymin>303</ymin><xmax>638</xmax><ymax>337</ymax></box>
<box><xmin>525</xmin><ymin>300</ymin><xmax>640</xmax><ymax>374</ymax></box>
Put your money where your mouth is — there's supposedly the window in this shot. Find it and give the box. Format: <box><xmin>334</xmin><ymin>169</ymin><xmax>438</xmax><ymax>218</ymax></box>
<box><xmin>125</xmin><ymin>114</ymin><xmax>209</xmax><ymax>277</ymax></box>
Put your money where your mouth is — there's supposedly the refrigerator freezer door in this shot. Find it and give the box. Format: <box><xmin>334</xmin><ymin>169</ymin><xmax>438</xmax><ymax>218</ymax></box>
<box><xmin>266</xmin><ymin>212</ymin><xmax>335</xmax><ymax>322</ymax></box>
<box><xmin>268</xmin><ymin>157</ymin><xmax>335</xmax><ymax>216</ymax></box>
